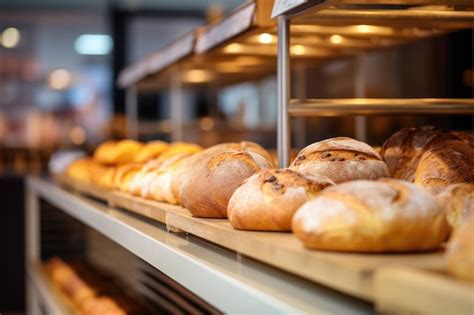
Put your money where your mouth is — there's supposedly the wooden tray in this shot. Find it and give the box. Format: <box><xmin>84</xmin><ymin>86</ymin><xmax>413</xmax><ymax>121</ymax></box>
<box><xmin>55</xmin><ymin>174</ymin><xmax>445</xmax><ymax>301</ymax></box>
<box><xmin>375</xmin><ymin>267</ymin><xmax>474</xmax><ymax>314</ymax></box>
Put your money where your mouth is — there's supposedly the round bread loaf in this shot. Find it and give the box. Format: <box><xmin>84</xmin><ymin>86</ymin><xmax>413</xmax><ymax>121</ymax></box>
<box><xmin>414</xmin><ymin>140</ymin><xmax>474</xmax><ymax>194</ymax></box>
<box><xmin>228</xmin><ymin>169</ymin><xmax>334</xmax><ymax>231</ymax></box>
<box><xmin>171</xmin><ymin>141</ymin><xmax>275</xmax><ymax>205</ymax></box>
<box><xmin>446</xmin><ymin>214</ymin><xmax>474</xmax><ymax>282</ymax></box>
<box><xmin>436</xmin><ymin>183</ymin><xmax>474</xmax><ymax>229</ymax></box>
<box><xmin>381</xmin><ymin>126</ymin><xmax>472</xmax><ymax>181</ymax></box>
<box><xmin>181</xmin><ymin>150</ymin><xmax>273</xmax><ymax>218</ymax></box>
<box><xmin>289</xmin><ymin>137</ymin><xmax>390</xmax><ymax>183</ymax></box>
<box><xmin>292</xmin><ymin>179</ymin><xmax>449</xmax><ymax>252</ymax></box>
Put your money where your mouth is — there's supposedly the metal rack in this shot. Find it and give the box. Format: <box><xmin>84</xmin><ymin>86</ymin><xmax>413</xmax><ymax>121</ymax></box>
<box><xmin>25</xmin><ymin>176</ymin><xmax>372</xmax><ymax>314</ymax></box>
<box><xmin>274</xmin><ymin>0</ymin><xmax>474</xmax><ymax>167</ymax></box>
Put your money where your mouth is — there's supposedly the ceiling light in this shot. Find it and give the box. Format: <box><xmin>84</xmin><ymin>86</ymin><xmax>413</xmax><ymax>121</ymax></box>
<box><xmin>330</xmin><ymin>34</ymin><xmax>343</xmax><ymax>44</ymax></box>
<box><xmin>224</xmin><ymin>43</ymin><xmax>242</xmax><ymax>53</ymax></box>
<box><xmin>258</xmin><ymin>33</ymin><xmax>273</xmax><ymax>44</ymax></box>
<box><xmin>2</xmin><ymin>27</ymin><xmax>20</xmax><ymax>48</ymax></box>
<box><xmin>48</xmin><ymin>69</ymin><xmax>72</xmax><ymax>90</ymax></box>
<box><xmin>182</xmin><ymin>69</ymin><xmax>214</xmax><ymax>83</ymax></box>
<box><xmin>74</xmin><ymin>34</ymin><xmax>113</xmax><ymax>55</ymax></box>
<box><xmin>291</xmin><ymin>45</ymin><xmax>306</xmax><ymax>55</ymax></box>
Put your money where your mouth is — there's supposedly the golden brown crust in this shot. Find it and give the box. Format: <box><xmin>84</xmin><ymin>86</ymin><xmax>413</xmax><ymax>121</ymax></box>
<box><xmin>67</xmin><ymin>158</ymin><xmax>103</xmax><ymax>184</ymax></box>
<box><xmin>292</xmin><ymin>178</ymin><xmax>450</xmax><ymax>252</ymax></box>
<box><xmin>181</xmin><ymin>150</ymin><xmax>273</xmax><ymax>218</ymax></box>
<box><xmin>415</xmin><ymin>140</ymin><xmax>474</xmax><ymax>194</ymax></box>
<box><xmin>132</xmin><ymin>141</ymin><xmax>169</xmax><ymax>163</ymax></box>
<box><xmin>112</xmin><ymin>163</ymin><xmax>144</xmax><ymax>192</ymax></box>
<box><xmin>93</xmin><ymin>140</ymin><xmax>143</xmax><ymax>165</ymax></box>
<box><xmin>446</xmin><ymin>214</ymin><xmax>474</xmax><ymax>282</ymax></box>
<box><xmin>381</xmin><ymin>126</ymin><xmax>472</xmax><ymax>181</ymax></box>
<box><xmin>436</xmin><ymin>183</ymin><xmax>474</xmax><ymax>230</ymax></box>
<box><xmin>290</xmin><ymin>137</ymin><xmax>390</xmax><ymax>183</ymax></box>
<box><xmin>228</xmin><ymin>169</ymin><xmax>334</xmax><ymax>231</ymax></box>
<box><xmin>158</xmin><ymin>142</ymin><xmax>203</xmax><ymax>160</ymax></box>
<box><xmin>171</xmin><ymin>141</ymin><xmax>275</xmax><ymax>206</ymax></box>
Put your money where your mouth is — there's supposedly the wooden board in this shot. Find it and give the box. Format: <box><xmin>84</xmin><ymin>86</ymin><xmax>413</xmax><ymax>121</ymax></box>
<box><xmin>54</xmin><ymin>174</ymin><xmax>445</xmax><ymax>301</ymax></box>
<box><xmin>374</xmin><ymin>268</ymin><xmax>474</xmax><ymax>315</ymax></box>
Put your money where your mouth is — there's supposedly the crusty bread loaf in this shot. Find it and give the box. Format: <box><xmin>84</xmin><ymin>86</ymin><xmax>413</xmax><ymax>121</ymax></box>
<box><xmin>292</xmin><ymin>179</ymin><xmax>449</xmax><ymax>252</ymax></box>
<box><xmin>158</xmin><ymin>142</ymin><xmax>203</xmax><ymax>160</ymax></box>
<box><xmin>147</xmin><ymin>153</ymin><xmax>194</xmax><ymax>204</ymax></box>
<box><xmin>112</xmin><ymin>163</ymin><xmax>144</xmax><ymax>192</ymax></box>
<box><xmin>129</xmin><ymin>158</ymin><xmax>167</xmax><ymax>198</ymax></box>
<box><xmin>228</xmin><ymin>169</ymin><xmax>334</xmax><ymax>231</ymax></box>
<box><xmin>181</xmin><ymin>150</ymin><xmax>273</xmax><ymax>218</ymax></box>
<box><xmin>289</xmin><ymin>137</ymin><xmax>390</xmax><ymax>183</ymax></box>
<box><xmin>171</xmin><ymin>141</ymin><xmax>275</xmax><ymax>205</ymax></box>
<box><xmin>132</xmin><ymin>140</ymin><xmax>169</xmax><ymax>163</ymax></box>
<box><xmin>437</xmin><ymin>183</ymin><xmax>474</xmax><ymax>229</ymax></box>
<box><xmin>67</xmin><ymin>158</ymin><xmax>103</xmax><ymax>184</ymax></box>
<box><xmin>93</xmin><ymin>140</ymin><xmax>143</xmax><ymax>165</ymax></box>
<box><xmin>414</xmin><ymin>140</ymin><xmax>474</xmax><ymax>194</ymax></box>
<box><xmin>446</xmin><ymin>213</ymin><xmax>474</xmax><ymax>282</ymax></box>
<box><xmin>91</xmin><ymin>166</ymin><xmax>116</xmax><ymax>189</ymax></box>
<box><xmin>381</xmin><ymin>126</ymin><xmax>472</xmax><ymax>181</ymax></box>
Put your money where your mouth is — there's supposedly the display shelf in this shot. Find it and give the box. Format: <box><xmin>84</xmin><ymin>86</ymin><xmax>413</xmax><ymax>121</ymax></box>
<box><xmin>374</xmin><ymin>267</ymin><xmax>474</xmax><ymax>314</ymax></box>
<box><xmin>27</xmin><ymin>176</ymin><xmax>372</xmax><ymax>314</ymax></box>
<box><xmin>274</xmin><ymin>0</ymin><xmax>474</xmax><ymax>167</ymax></box>
<box><xmin>52</xmin><ymin>174</ymin><xmax>447</xmax><ymax>302</ymax></box>
<box><xmin>27</xmin><ymin>263</ymin><xmax>73</xmax><ymax>315</ymax></box>
<box><xmin>289</xmin><ymin>98</ymin><xmax>474</xmax><ymax>116</ymax></box>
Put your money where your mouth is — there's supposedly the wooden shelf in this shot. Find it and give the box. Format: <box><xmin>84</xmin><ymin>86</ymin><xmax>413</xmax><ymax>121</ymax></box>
<box><xmin>374</xmin><ymin>267</ymin><xmax>474</xmax><ymax>314</ymax></box>
<box><xmin>53</xmin><ymin>174</ymin><xmax>448</xmax><ymax>302</ymax></box>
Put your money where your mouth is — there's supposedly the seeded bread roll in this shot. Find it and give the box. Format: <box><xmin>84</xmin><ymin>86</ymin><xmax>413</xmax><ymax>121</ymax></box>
<box><xmin>181</xmin><ymin>150</ymin><xmax>273</xmax><ymax>218</ymax></box>
<box><xmin>446</xmin><ymin>214</ymin><xmax>474</xmax><ymax>282</ymax></box>
<box><xmin>292</xmin><ymin>179</ymin><xmax>449</xmax><ymax>252</ymax></box>
<box><xmin>228</xmin><ymin>169</ymin><xmax>334</xmax><ymax>231</ymax></box>
<box><xmin>437</xmin><ymin>183</ymin><xmax>474</xmax><ymax>229</ymax></box>
<box><xmin>171</xmin><ymin>141</ymin><xmax>275</xmax><ymax>205</ymax></box>
<box><xmin>414</xmin><ymin>140</ymin><xmax>474</xmax><ymax>194</ymax></box>
<box><xmin>289</xmin><ymin>137</ymin><xmax>390</xmax><ymax>184</ymax></box>
<box><xmin>381</xmin><ymin>126</ymin><xmax>472</xmax><ymax>181</ymax></box>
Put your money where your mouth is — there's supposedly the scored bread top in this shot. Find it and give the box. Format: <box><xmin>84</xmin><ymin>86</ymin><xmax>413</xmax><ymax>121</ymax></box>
<box><xmin>293</xmin><ymin>137</ymin><xmax>382</xmax><ymax>162</ymax></box>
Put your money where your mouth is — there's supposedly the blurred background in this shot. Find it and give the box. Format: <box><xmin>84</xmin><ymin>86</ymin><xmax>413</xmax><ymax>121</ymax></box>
<box><xmin>0</xmin><ymin>0</ymin><xmax>472</xmax><ymax>313</ymax></box>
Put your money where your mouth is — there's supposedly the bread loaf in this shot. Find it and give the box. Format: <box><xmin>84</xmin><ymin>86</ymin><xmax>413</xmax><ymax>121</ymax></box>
<box><xmin>158</xmin><ymin>142</ymin><xmax>203</xmax><ymax>160</ymax></box>
<box><xmin>93</xmin><ymin>140</ymin><xmax>143</xmax><ymax>165</ymax></box>
<box><xmin>131</xmin><ymin>158</ymin><xmax>167</xmax><ymax>198</ymax></box>
<box><xmin>112</xmin><ymin>163</ymin><xmax>144</xmax><ymax>192</ymax></box>
<box><xmin>147</xmin><ymin>153</ymin><xmax>193</xmax><ymax>204</ymax></box>
<box><xmin>171</xmin><ymin>141</ymin><xmax>275</xmax><ymax>205</ymax></box>
<box><xmin>67</xmin><ymin>158</ymin><xmax>102</xmax><ymax>183</ymax></box>
<box><xmin>228</xmin><ymin>169</ymin><xmax>334</xmax><ymax>231</ymax></box>
<box><xmin>446</xmin><ymin>214</ymin><xmax>474</xmax><ymax>282</ymax></box>
<box><xmin>132</xmin><ymin>140</ymin><xmax>169</xmax><ymax>163</ymax></box>
<box><xmin>181</xmin><ymin>150</ymin><xmax>273</xmax><ymax>218</ymax></box>
<box><xmin>436</xmin><ymin>183</ymin><xmax>474</xmax><ymax>229</ymax></box>
<box><xmin>414</xmin><ymin>140</ymin><xmax>474</xmax><ymax>194</ymax></box>
<box><xmin>290</xmin><ymin>137</ymin><xmax>390</xmax><ymax>183</ymax></box>
<box><xmin>381</xmin><ymin>126</ymin><xmax>472</xmax><ymax>181</ymax></box>
<box><xmin>292</xmin><ymin>179</ymin><xmax>449</xmax><ymax>252</ymax></box>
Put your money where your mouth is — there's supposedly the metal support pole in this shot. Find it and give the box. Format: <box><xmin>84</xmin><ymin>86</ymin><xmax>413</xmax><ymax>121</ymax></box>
<box><xmin>170</xmin><ymin>73</ymin><xmax>184</xmax><ymax>142</ymax></box>
<box><xmin>354</xmin><ymin>54</ymin><xmax>368</xmax><ymax>142</ymax></box>
<box><xmin>125</xmin><ymin>86</ymin><xmax>138</xmax><ymax>140</ymax></box>
<box><xmin>294</xmin><ymin>63</ymin><xmax>307</xmax><ymax>150</ymax></box>
<box><xmin>25</xmin><ymin>181</ymin><xmax>40</xmax><ymax>315</ymax></box>
<box><xmin>277</xmin><ymin>15</ymin><xmax>291</xmax><ymax>168</ymax></box>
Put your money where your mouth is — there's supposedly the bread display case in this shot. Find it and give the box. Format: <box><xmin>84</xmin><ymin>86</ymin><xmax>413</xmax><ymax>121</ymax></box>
<box><xmin>26</xmin><ymin>1</ymin><xmax>474</xmax><ymax>314</ymax></box>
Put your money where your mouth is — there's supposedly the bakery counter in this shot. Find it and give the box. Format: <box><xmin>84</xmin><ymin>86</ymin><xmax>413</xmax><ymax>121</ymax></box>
<box><xmin>26</xmin><ymin>176</ymin><xmax>372</xmax><ymax>314</ymax></box>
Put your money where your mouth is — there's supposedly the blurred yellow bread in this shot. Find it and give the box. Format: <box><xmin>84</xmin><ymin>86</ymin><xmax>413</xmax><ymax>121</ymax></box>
<box><xmin>132</xmin><ymin>140</ymin><xmax>169</xmax><ymax>163</ymax></box>
<box><xmin>93</xmin><ymin>139</ymin><xmax>143</xmax><ymax>165</ymax></box>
